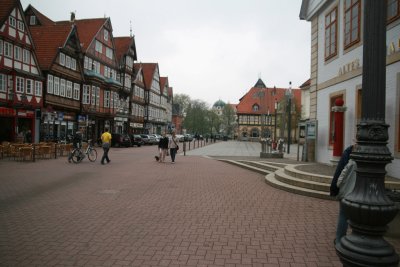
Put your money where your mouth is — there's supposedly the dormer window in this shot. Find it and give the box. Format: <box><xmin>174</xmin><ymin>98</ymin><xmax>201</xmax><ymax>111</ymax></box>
<box><xmin>253</xmin><ymin>104</ymin><xmax>259</xmax><ymax>111</ymax></box>
<box><xmin>30</xmin><ymin>16</ymin><xmax>36</xmax><ymax>25</ymax></box>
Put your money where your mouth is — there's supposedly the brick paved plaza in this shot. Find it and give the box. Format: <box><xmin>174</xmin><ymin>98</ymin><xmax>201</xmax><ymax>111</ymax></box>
<box><xmin>0</xmin><ymin>142</ymin><xmax>396</xmax><ymax>266</ymax></box>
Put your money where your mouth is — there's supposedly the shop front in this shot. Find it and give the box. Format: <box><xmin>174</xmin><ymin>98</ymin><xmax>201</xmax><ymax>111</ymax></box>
<box><xmin>40</xmin><ymin>111</ymin><xmax>76</xmax><ymax>142</ymax></box>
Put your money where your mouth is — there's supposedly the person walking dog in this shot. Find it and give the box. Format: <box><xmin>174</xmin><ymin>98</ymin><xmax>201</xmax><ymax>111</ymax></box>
<box><xmin>100</xmin><ymin>128</ymin><xmax>112</xmax><ymax>165</ymax></box>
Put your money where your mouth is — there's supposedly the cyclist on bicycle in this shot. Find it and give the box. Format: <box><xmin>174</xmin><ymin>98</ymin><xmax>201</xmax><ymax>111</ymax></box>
<box><xmin>68</xmin><ymin>128</ymin><xmax>83</xmax><ymax>163</ymax></box>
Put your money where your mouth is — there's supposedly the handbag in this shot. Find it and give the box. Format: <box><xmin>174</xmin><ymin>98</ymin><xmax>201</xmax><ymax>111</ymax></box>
<box><xmin>173</xmin><ymin>138</ymin><xmax>179</xmax><ymax>150</ymax></box>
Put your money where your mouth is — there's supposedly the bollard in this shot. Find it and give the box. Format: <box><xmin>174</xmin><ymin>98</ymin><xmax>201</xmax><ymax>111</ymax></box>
<box><xmin>184</xmin><ymin>140</ymin><xmax>186</xmax><ymax>156</ymax></box>
<box><xmin>54</xmin><ymin>143</ymin><xmax>57</xmax><ymax>159</ymax></box>
<box><xmin>32</xmin><ymin>145</ymin><xmax>36</xmax><ymax>162</ymax></box>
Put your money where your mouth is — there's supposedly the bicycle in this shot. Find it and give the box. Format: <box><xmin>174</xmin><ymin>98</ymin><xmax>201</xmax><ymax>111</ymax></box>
<box><xmin>70</xmin><ymin>139</ymin><xmax>97</xmax><ymax>163</ymax></box>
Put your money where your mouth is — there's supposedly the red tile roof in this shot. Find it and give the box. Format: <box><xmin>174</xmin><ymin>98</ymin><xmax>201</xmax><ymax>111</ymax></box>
<box><xmin>0</xmin><ymin>0</ymin><xmax>18</xmax><ymax>26</ymax></box>
<box><xmin>236</xmin><ymin>85</ymin><xmax>301</xmax><ymax>115</ymax></box>
<box><xmin>56</xmin><ymin>18</ymin><xmax>107</xmax><ymax>51</ymax></box>
<box><xmin>114</xmin><ymin>36</ymin><xmax>131</xmax><ymax>63</ymax></box>
<box><xmin>29</xmin><ymin>24</ymin><xmax>75</xmax><ymax>69</ymax></box>
<box><xmin>160</xmin><ymin>77</ymin><xmax>168</xmax><ymax>94</ymax></box>
<box><xmin>140</xmin><ymin>63</ymin><xmax>158</xmax><ymax>90</ymax></box>
<box><xmin>299</xmin><ymin>79</ymin><xmax>311</xmax><ymax>88</ymax></box>
<box><xmin>25</xmin><ymin>4</ymin><xmax>54</xmax><ymax>26</ymax></box>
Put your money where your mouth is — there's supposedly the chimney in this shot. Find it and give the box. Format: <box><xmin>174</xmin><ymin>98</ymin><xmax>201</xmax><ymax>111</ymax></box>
<box><xmin>70</xmin><ymin>12</ymin><xmax>75</xmax><ymax>22</ymax></box>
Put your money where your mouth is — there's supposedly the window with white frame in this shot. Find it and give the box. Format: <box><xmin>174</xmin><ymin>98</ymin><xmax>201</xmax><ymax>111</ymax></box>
<box><xmin>66</xmin><ymin>81</ymin><xmax>72</xmax><ymax>98</ymax></box>
<box><xmin>84</xmin><ymin>56</ymin><xmax>88</xmax><ymax>69</ymax></box>
<box><xmin>14</xmin><ymin>46</ymin><xmax>22</xmax><ymax>61</ymax></box>
<box><xmin>104</xmin><ymin>29</ymin><xmax>109</xmax><ymax>41</ymax></box>
<box><xmin>17</xmin><ymin>20</ymin><xmax>24</xmax><ymax>31</ymax></box>
<box><xmin>0</xmin><ymin>40</ymin><xmax>3</xmax><ymax>55</ymax></box>
<box><xmin>91</xmin><ymin>86</ymin><xmax>96</xmax><ymax>105</ymax></box>
<box><xmin>96</xmin><ymin>87</ymin><xmax>100</xmax><ymax>106</ymax></box>
<box><xmin>35</xmin><ymin>81</ymin><xmax>42</xmax><ymax>96</ymax></box>
<box><xmin>60</xmin><ymin>79</ymin><xmax>66</xmax><ymax>97</ymax></box>
<box><xmin>23</xmin><ymin>49</ymin><xmax>30</xmax><ymax>64</ymax></box>
<box><xmin>106</xmin><ymin>47</ymin><xmax>113</xmax><ymax>59</ymax></box>
<box><xmin>59</xmin><ymin>53</ymin><xmax>65</xmax><ymax>66</ymax></box>
<box><xmin>71</xmin><ymin>58</ymin><xmax>76</xmax><ymax>70</ymax></box>
<box><xmin>104</xmin><ymin>91</ymin><xmax>110</xmax><ymax>108</ymax></box>
<box><xmin>0</xmin><ymin>74</ymin><xmax>6</xmax><ymax>92</ymax></box>
<box><xmin>4</xmin><ymin>42</ymin><xmax>12</xmax><ymax>58</ymax></box>
<box><xmin>30</xmin><ymin>15</ymin><xmax>36</xmax><ymax>25</ymax></box>
<box><xmin>16</xmin><ymin>77</ymin><xmax>24</xmax><ymax>93</ymax></box>
<box><xmin>111</xmin><ymin>92</ymin><xmax>115</xmax><ymax>108</ymax></box>
<box><xmin>9</xmin><ymin>17</ymin><xmax>16</xmax><ymax>28</ymax></box>
<box><xmin>73</xmin><ymin>83</ymin><xmax>80</xmax><ymax>100</ymax></box>
<box><xmin>47</xmin><ymin>74</ymin><xmax>54</xmax><ymax>94</ymax></box>
<box><xmin>83</xmin><ymin>85</ymin><xmax>90</xmax><ymax>104</ymax></box>
<box><xmin>26</xmin><ymin>79</ymin><xmax>33</xmax><ymax>95</ymax></box>
<box><xmin>95</xmin><ymin>40</ymin><xmax>102</xmax><ymax>53</ymax></box>
<box><xmin>65</xmin><ymin>55</ymin><xmax>71</xmax><ymax>69</ymax></box>
<box><xmin>54</xmin><ymin>77</ymin><xmax>60</xmax><ymax>95</ymax></box>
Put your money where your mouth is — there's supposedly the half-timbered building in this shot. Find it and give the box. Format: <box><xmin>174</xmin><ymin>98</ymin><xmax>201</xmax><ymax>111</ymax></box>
<box><xmin>114</xmin><ymin>36</ymin><xmax>137</xmax><ymax>134</ymax></box>
<box><xmin>131</xmin><ymin>64</ymin><xmax>146</xmax><ymax>134</ymax></box>
<box><xmin>160</xmin><ymin>77</ymin><xmax>172</xmax><ymax>132</ymax></box>
<box><xmin>141</xmin><ymin>63</ymin><xmax>164</xmax><ymax>134</ymax></box>
<box><xmin>236</xmin><ymin>78</ymin><xmax>301</xmax><ymax>142</ymax></box>
<box><xmin>0</xmin><ymin>0</ymin><xmax>43</xmax><ymax>143</ymax></box>
<box><xmin>26</xmin><ymin>11</ymin><xmax>84</xmax><ymax>141</ymax></box>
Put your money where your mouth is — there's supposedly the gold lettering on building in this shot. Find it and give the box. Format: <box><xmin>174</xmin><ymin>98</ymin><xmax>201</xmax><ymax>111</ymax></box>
<box><xmin>338</xmin><ymin>59</ymin><xmax>360</xmax><ymax>76</ymax></box>
<box><xmin>387</xmin><ymin>37</ymin><xmax>400</xmax><ymax>56</ymax></box>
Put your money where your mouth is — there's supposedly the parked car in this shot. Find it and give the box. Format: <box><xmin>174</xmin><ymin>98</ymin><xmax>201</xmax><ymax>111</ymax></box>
<box><xmin>111</xmin><ymin>133</ymin><xmax>131</xmax><ymax>147</ymax></box>
<box><xmin>176</xmin><ymin>134</ymin><xmax>185</xmax><ymax>142</ymax></box>
<box><xmin>184</xmin><ymin>134</ymin><xmax>193</xmax><ymax>141</ymax></box>
<box><xmin>140</xmin><ymin>134</ymin><xmax>157</xmax><ymax>145</ymax></box>
<box><xmin>149</xmin><ymin>134</ymin><xmax>161</xmax><ymax>144</ymax></box>
<box><xmin>129</xmin><ymin>134</ymin><xmax>144</xmax><ymax>147</ymax></box>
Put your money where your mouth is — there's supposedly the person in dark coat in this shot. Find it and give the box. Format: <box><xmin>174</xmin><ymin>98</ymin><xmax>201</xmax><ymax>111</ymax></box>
<box><xmin>25</xmin><ymin>130</ymin><xmax>32</xmax><ymax>143</ymax></box>
<box><xmin>156</xmin><ymin>132</ymin><xmax>169</xmax><ymax>163</ymax></box>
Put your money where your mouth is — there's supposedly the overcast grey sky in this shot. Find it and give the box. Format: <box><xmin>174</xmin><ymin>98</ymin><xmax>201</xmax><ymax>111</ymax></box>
<box><xmin>21</xmin><ymin>0</ymin><xmax>310</xmax><ymax>106</ymax></box>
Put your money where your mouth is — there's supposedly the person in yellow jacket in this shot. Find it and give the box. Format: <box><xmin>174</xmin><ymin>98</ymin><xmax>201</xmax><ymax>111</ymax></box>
<box><xmin>100</xmin><ymin>128</ymin><xmax>112</xmax><ymax>165</ymax></box>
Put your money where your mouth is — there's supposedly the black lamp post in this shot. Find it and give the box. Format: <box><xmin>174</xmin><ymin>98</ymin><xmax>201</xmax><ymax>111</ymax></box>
<box><xmin>335</xmin><ymin>1</ymin><xmax>399</xmax><ymax>266</ymax></box>
<box><xmin>286</xmin><ymin>82</ymin><xmax>292</xmax><ymax>154</ymax></box>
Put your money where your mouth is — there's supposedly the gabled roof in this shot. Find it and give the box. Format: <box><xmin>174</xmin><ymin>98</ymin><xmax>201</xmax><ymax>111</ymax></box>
<box><xmin>254</xmin><ymin>78</ymin><xmax>267</xmax><ymax>88</ymax></box>
<box><xmin>29</xmin><ymin>24</ymin><xmax>77</xmax><ymax>69</ymax></box>
<box><xmin>57</xmin><ymin>18</ymin><xmax>107</xmax><ymax>51</ymax></box>
<box><xmin>236</xmin><ymin>81</ymin><xmax>301</xmax><ymax>115</ymax></box>
<box><xmin>160</xmin><ymin>77</ymin><xmax>168</xmax><ymax>94</ymax></box>
<box><xmin>0</xmin><ymin>0</ymin><xmax>17</xmax><ymax>26</ymax></box>
<box><xmin>299</xmin><ymin>79</ymin><xmax>311</xmax><ymax>88</ymax></box>
<box><xmin>114</xmin><ymin>36</ymin><xmax>137</xmax><ymax>63</ymax></box>
<box><xmin>25</xmin><ymin>4</ymin><xmax>54</xmax><ymax>26</ymax></box>
<box><xmin>140</xmin><ymin>63</ymin><xmax>159</xmax><ymax>90</ymax></box>
<box><xmin>167</xmin><ymin>87</ymin><xmax>173</xmax><ymax>97</ymax></box>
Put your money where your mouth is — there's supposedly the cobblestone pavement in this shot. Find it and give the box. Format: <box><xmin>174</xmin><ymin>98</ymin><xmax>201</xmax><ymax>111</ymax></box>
<box><xmin>0</xmin><ymin>142</ymin><xmax>396</xmax><ymax>266</ymax></box>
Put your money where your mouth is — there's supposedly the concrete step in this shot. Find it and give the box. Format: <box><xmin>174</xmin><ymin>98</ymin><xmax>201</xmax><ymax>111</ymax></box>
<box><xmin>285</xmin><ymin>164</ymin><xmax>332</xmax><ymax>184</ymax></box>
<box><xmin>265</xmin><ymin>172</ymin><xmax>333</xmax><ymax>200</ymax></box>
<box><xmin>219</xmin><ymin>159</ymin><xmax>400</xmax><ymax>201</ymax></box>
<box><xmin>275</xmin><ymin>168</ymin><xmax>330</xmax><ymax>192</ymax></box>
<box><xmin>219</xmin><ymin>159</ymin><xmax>272</xmax><ymax>175</ymax></box>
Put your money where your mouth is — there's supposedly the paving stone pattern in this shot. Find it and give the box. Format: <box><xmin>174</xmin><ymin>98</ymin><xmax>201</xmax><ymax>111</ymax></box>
<box><xmin>0</xmin><ymin>142</ymin><xmax>386</xmax><ymax>266</ymax></box>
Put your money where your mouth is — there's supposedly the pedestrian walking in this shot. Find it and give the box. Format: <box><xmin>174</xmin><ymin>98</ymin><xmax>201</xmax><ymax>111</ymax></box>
<box><xmin>100</xmin><ymin>128</ymin><xmax>112</xmax><ymax>165</ymax></box>
<box><xmin>156</xmin><ymin>132</ymin><xmax>169</xmax><ymax>163</ymax></box>
<box><xmin>168</xmin><ymin>131</ymin><xmax>179</xmax><ymax>164</ymax></box>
